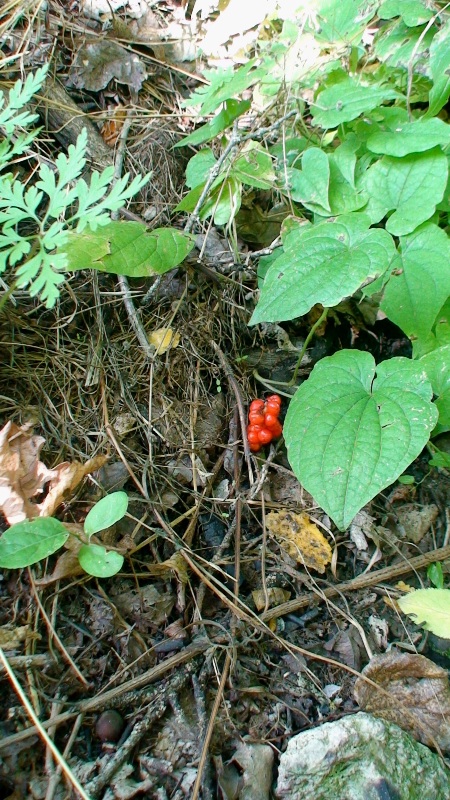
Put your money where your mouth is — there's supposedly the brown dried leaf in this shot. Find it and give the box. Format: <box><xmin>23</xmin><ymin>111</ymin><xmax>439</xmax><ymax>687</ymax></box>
<box><xmin>35</xmin><ymin>549</ymin><xmax>84</xmax><ymax>586</ymax></box>
<box><xmin>38</xmin><ymin>455</ymin><xmax>108</xmax><ymax>517</ymax></box>
<box><xmin>0</xmin><ymin>421</ymin><xmax>108</xmax><ymax>524</ymax></box>
<box><xmin>266</xmin><ymin>509</ymin><xmax>331</xmax><ymax>573</ymax></box>
<box><xmin>354</xmin><ymin>651</ymin><xmax>450</xmax><ymax>751</ymax></box>
<box><xmin>70</xmin><ymin>40</ymin><xmax>147</xmax><ymax>92</ymax></box>
<box><xmin>0</xmin><ymin>422</ymin><xmax>57</xmax><ymax>523</ymax></box>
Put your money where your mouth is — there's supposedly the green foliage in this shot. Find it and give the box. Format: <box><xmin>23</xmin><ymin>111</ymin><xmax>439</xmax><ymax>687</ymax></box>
<box><xmin>250</xmin><ymin>214</ymin><xmax>395</xmax><ymax>324</ymax></box>
<box><xmin>0</xmin><ymin>491</ymin><xmax>128</xmax><ymax>577</ymax></box>
<box><xmin>172</xmin><ymin>0</ymin><xmax>450</xmax><ymax>531</ymax></box>
<box><xmin>427</xmin><ymin>561</ymin><xmax>444</xmax><ymax>589</ymax></box>
<box><xmin>0</xmin><ymin>518</ymin><xmax>69</xmax><ymax>569</ymax></box>
<box><xmin>0</xmin><ymin>69</ymin><xmax>194</xmax><ymax>306</ymax></box>
<box><xmin>398</xmin><ymin>589</ymin><xmax>450</xmax><ymax>638</ymax></box>
<box><xmin>283</xmin><ymin>352</ymin><xmax>437</xmax><ymax>530</ymax></box>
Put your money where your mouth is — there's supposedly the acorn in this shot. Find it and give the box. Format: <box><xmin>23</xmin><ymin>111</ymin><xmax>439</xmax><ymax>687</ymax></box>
<box><xmin>95</xmin><ymin>709</ymin><xmax>124</xmax><ymax>743</ymax></box>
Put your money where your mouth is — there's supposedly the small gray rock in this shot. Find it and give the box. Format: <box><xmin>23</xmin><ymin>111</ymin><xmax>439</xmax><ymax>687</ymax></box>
<box><xmin>276</xmin><ymin>712</ymin><xmax>450</xmax><ymax>800</ymax></box>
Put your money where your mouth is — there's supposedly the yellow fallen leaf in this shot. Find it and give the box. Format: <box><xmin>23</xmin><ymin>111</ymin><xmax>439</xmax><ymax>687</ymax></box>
<box><xmin>252</xmin><ymin>587</ymin><xmax>291</xmax><ymax>612</ymax></box>
<box><xmin>148</xmin><ymin>327</ymin><xmax>180</xmax><ymax>355</ymax></box>
<box><xmin>266</xmin><ymin>509</ymin><xmax>331</xmax><ymax>573</ymax></box>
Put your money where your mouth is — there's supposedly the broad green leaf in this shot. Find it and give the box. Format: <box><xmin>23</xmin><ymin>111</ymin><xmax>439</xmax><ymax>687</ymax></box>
<box><xmin>62</xmin><ymin>223</ymin><xmax>195</xmax><ymax>277</ymax></box>
<box><xmin>398</xmin><ymin>589</ymin><xmax>450</xmax><ymax>638</ymax></box>
<box><xmin>419</xmin><ymin>345</ymin><xmax>450</xmax><ymax>398</ymax></box>
<box><xmin>84</xmin><ymin>491</ymin><xmax>128</xmax><ymax>536</ymax></box>
<box><xmin>186</xmin><ymin>148</ymin><xmax>216</xmax><ymax>189</ymax></box>
<box><xmin>361</xmin><ymin>148</ymin><xmax>448</xmax><ymax>235</ymax></box>
<box><xmin>435</xmin><ymin>391</ymin><xmax>450</xmax><ymax>435</ymax></box>
<box><xmin>284</xmin><ymin>351</ymin><xmax>438</xmax><ymax>531</ymax></box>
<box><xmin>374</xmin><ymin>19</ymin><xmax>435</xmax><ymax>72</ymax></box>
<box><xmin>78</xmin><ymin>544</ymin><xmax>124</xmax><ymax>578</ymax></box>
<box><xmin>314</xmin><ymin>0</ymin><xmax>378</xmax><ymax>43</ymax></box>
<box><xmin>420</xmin><ymin>347</ymin><xmax>450</xmax><ymax>435</ymax></box>
<box><xmin>183</xmin><ymin>61</ymin><xmax>265</xmax><ymax>115</ymax></box>
<box><xmin>199</xmin><ymin>176</ymin><xmax>242</xmax><ymax>226</ymax></box>
<box><xmin>282</xmin><ymin>148</ymin><xmax>331</xmax><ymax>213</ymax></box>
<box><xmin>381</xmin><ymin>223</ymin><xmax>450</xmax><ymax>341</ymax></box>
<box><xmin>311</xmin><ymin>77</ymin><xmax>401</xmax><ymax>128</ymax></box>
<box><xmin>328</xmin><ymin>157</ymin><xmax>368</xmax><ymax>214</ymax></box>
<box><xmin>0</xmin><ymin>518</ymin><xmax>69</xmax><ymax>569</ymax></box>
<box><xmin>367</xmin><ymin>118</ymin><xmax>450</xmax><ymax>157</ymax></box>
<box><xmin>378</xmin><ymin>0</ymin><xmax>432</xmax><ymax>26</ymax></box>
<box><xmin>232</xmin><ymin>142</ymin><xmax>275</xmax><ymax>190</ymax></box>
<box><xmin>427</xmin><ymin>22</ymin><xmax>450</xmax><ymax>117</ymax></box>
<box><xmin>175</xmin><ymin>99</ymin><xmax>250</xmax><ymax>148</ymax></box>
<box><xmin>250</xmin><ymin>214</ymin><xmax>396</xmax><ymax>324</ymax></box>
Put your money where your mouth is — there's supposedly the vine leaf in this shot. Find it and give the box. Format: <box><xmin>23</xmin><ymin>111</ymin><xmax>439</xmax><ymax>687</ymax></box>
<box><xmin>360</xmin><ymin>148</ymin><xmax>448</xmax><ymax>236</ymax></box>
<box><xmin>381</xmin><ymin>223</ymin><xmax>450</xmax><ymax>343</ymax></box>
<box><xmin>367</xmin><ymin>117</ymin><xmax>450</xmax><ymax>156</ymax></box>
<box><xmin>250</xmin><ymin>214</ymin><xmax>396</xmax><ymax>324</ymax></box>
<box><xmin>283</xmin><ymin>351</ymin><xmax>438</xmax><ymax>531</ymax></box>
<box><xmin>311</xmin><ymin>76</ymin><xmax>401</xmax><ymax>128</ymax></box>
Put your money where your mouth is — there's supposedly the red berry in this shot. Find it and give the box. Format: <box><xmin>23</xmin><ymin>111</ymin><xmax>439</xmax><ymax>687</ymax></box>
<box><xmin>263</xmin><ymin>413</ymin><xmax>279</xmax><ymax>429</ymax></box>
<box><xmin>249</xmin><ymin>441</ymin><xmax>261</xmax><ymax>452</ymax></box>
<box><xmin>250</xmin><ymin>399</ymin><xmax>265</xmax><ymax>412</ymax></box>
<box><xmin>270</xmin><ymin>420</ymin><xmax>283</xmax><ymax>438</ymax></box>
<box><xmin>247</xmin><ymin>428</ymin><xmax>261</xmax><ymax>444</ymax></box>
<box><xmin>257</xmin><ymin>428</ymin><xmax>273</xmax><ymax>444</ymax></box>
<box><xmin>249</xmin><ymin>411</ymin><xmax>265</xmax><ymax>425</ymax></box>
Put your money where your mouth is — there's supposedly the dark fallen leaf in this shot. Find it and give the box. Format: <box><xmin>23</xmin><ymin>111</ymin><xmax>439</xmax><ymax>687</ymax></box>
<box><xmin>70</xmin><ymin>40</ymin><xmax>147</xmax><ymax>92</ymax></box>
<box><xmin>354</xmin><ymin>651</ymin><xmax>450</xmax><ymax>751</ymax></box>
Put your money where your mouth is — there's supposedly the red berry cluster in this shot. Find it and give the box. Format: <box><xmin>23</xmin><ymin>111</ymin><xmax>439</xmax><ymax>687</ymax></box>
<box><xmin>247</xmin><ymin>394</ymin><xmax>283</xmax><ymax>452</ymax></box>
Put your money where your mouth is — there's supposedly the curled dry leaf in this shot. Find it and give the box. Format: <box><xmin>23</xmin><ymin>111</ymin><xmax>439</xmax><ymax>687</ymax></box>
<box><xmin>252</xmin><ymin>587</ymin><xmax>291</xmax><ymax>612</ymax></box>
<box><xmin>0</xmin><ymin>422</ymin><xmax>56</xmax><ymax>524</ymax></box>
<box><xmin>0</xmin><ymin>624</ymin><xmax>30</xmax><ymax>650</ymax></box>
<box><xmin>354</xmin><ymin>651</ymin><xmax>450</xmax><ymax>751</ymax></box>
<box><xmin>0</xmin><ymin>421</ymin><xmax>108</xmax><ymax>524</ymax></box>
<box><xmin>266</xmin><ymin>509</ymin><xmax>332</xmax><ymax>573</ymax></box>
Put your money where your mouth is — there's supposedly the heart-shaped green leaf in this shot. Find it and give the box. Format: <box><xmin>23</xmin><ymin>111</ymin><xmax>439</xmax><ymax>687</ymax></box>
<box><xmin>360</xmin><ymin>148</ymin><xmax>448</xmax><ymax>236</ymax></box>
<box><xmin>250</xmin><ymin>214</ymin><xmax>396</xmax><ymax>324</ymax></box>
<box><xmin>367</xmin><ymin>117</ymin><xmax>450</xmax><ymax>156</ymax></box>
<box><xmin>0</xmin><ymin>517</ymin><xmax>69</xmax><ymax>568</ymax></box>
<box><xmin>284</xmin><ymin>351</ymin><xmax>438</xmax><ymax>530</ymax></box>
<box><xmin>311</xmin><ymin>77</ymin><xmax>401</xmax><ymax>128</ymax></box>
<box><xmin>381</xmin><ymin>223</ymin><xmax>450</xmax><ymax>343</ymax></box>
<box><xmin>398</xmin><ymin>589</ymin><xmax>450</xmax><ymax>638</ymax></box>
<box><xmin>78</xmin><ymin>544</ymin><xmax>124</xmax><ymax>578</ymax></box>
<box><xmin>84</xmin><ymin>491</ymin><xmax>128</xmax><ymax>536</ymax></box>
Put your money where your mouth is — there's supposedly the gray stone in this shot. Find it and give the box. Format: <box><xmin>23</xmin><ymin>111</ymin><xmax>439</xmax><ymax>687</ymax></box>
<box><xmin>276</xmin><ymin>712</ymin><xmax>450</xmax><ymax>800</ymax></box>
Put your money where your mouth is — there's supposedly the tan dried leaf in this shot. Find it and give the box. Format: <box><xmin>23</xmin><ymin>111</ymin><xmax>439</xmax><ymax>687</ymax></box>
<box><xmin>38</xmin><ymin>455</ymin><xmax>108</xmax><ymax>517</ymax></box>
<box><xmin>0</xmin><ymin>624</ymin><xmax>29</xmax><ymax>650</ymax></box>
<box><xmin>354</xmin><ymin>651</ymin><xmax>450</xmax><ymax>751</ymax></box>
<box><xmin>0</xmin><ymin>421</ymin><xmax>108</xmax><ymax>524</ymax></box>
<box><xmin>266</xmin><ymin>509</ymin><xmax>331</xmax><ymax>573</ymax></box>
<box><xmin>148</xmin><ymin>327</ymin><xmax>180</xmax><ymax>355</ymax></box>
<box><xmin>0</xmin><ymin>422</ymin><xmax>57</xmax><ymax>523</ymax></box>
<box><xmin>252</xmin><ymin>587</ymin><xmax>291</xmax><ymax>612</ymax></box>
<box><xmin>146</xmin><ymin>552</ymin><xmax>189</xmax><ymax>584</ymax></box>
